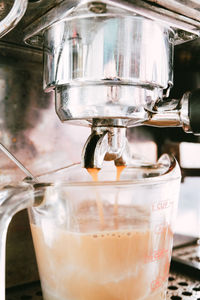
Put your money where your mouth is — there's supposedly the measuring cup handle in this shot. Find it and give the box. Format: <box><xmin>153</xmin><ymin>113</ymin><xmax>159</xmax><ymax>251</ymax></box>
<box><xmin>0</xmin><ymin>184</ymin><xmax>34</xmax><ymax>300</ymax></box>
<box><xmin>0</xmin><ymin>0</ymin><xmax>28</xmax><ymax>38</ymax></box>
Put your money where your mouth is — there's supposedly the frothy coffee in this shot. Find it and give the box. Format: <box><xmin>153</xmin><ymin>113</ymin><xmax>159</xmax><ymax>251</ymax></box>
<box><xmin>30</xmin><ymin>165</ymin><xmax>173</xmax><ymax>300</ymax></box>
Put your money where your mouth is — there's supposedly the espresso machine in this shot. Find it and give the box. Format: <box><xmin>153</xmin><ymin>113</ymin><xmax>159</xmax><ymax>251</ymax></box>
<box><xmin>0</xmin><ymin>0</ymin><xmax>200</xmax><ymax>299</ymax></box>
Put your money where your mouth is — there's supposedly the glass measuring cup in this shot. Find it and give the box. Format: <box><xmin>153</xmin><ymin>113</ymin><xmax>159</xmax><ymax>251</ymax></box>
<box><xmin>0</xmin><ymin>154</ymin><xmax>181</xmax><ymax>300</ymax></box>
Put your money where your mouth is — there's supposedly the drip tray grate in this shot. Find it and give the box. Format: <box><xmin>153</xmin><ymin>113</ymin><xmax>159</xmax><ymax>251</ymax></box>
<box><xmin>167</xmin><ymin>272</ymin><xmax>200</xmax><ymax>300</ymax></box>
<box><xmin>6</xmin><ymin>272</ymin><xmax>200</xmax><ymax>300</ymax></box>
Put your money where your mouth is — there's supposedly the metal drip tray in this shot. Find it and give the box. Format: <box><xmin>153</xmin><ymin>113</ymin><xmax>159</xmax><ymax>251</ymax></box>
<box><xmin>173</xmin><ymin>243</ymin><xmax>200</xmax><ymax>268</ymax></box>
<box><xmin>6</xmin><ymin>273</ymin><xmax>200</xmax><ymax>300</ymax></box>
<box><xmin>172</xmin><ymin>236</ymin><xmax>200</xmax><ymax>278</ymax></box>
<box><xmin>167</xmin><ymin>272</ymin><xmax>200</xmax><ymax>300</ymax></box>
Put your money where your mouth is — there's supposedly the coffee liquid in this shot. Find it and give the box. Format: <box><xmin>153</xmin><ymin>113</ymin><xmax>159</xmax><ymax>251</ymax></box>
<box><xmin>87</xmin><ymin>168</ymin><xmax>104</xmax><ymax>229</ymax></box>
<box><xmin>114</xmin><ymin>166</ymin><xmax>126</xmax><ymax>227</ymax></box>
<box><xmin>30</xmin><ymin>165</ymin><xmax>173</xmax><ymax>300</ymax></box>
<box><xmin>87</xmin><ymin>166</ymin><xmax>126</xmax><ymax>229</ymax></box>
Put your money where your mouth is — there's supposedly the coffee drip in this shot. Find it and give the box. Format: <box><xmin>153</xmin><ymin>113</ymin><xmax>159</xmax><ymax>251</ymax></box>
<box><xmin>87</xmin><ymin>165</ymin><xmax>126</xmax><ymax>229</ymax></box>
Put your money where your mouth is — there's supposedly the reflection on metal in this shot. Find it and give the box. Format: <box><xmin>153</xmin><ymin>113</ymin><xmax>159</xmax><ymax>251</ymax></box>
<box><xmin>108</xmin><ymin>0</ymin><xmax>200</xmax><ymax>41</ymax></box>
<box><xmin>0</xmin><ymin>0</ymin><xmax>28</xmax><ymax>38</ymax></box>
<box><xmin>167</xmin><ymin>271</ymin><xmax>200</xmax><ymax>299</ymax></box>
<box><xmin>82</xmin><ymin>120</ymin><xmax>131</xmax><ymax>169</ymax></box>
<box><xmin>0</xmin><ymin>41</ymin><xmax>89</xmax><ymax>180</ymax></box>
<box><xmin>24</xmin><ymin>0</ymin><xmax>80</xmax><ymax>47</ymax></box>
<box><xmin>43</xmin><ymin>14</ymin><xmax>173</xmax><ymax>127</ymax></box>
<box><xmin>146</xmin><ymin>0</ymin><xmax>200</xmax><ymax>22</ymax></box>
<box><xmin>24</xmin><ymin>0</ymin><xmax>200</xmax><ymax>48</ymax></box>
<box><xmin>172</xmin><ymin>241</ymin><xmax>200</xmax><ymax>279</ymax></box>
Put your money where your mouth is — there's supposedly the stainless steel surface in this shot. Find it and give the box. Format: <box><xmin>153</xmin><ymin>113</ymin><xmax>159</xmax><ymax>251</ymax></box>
<box><xmin>142</xmin><ymin>94</ymin><xmax>191</xmax><ymax>133</ymax></box>
<box><xmin>82</xmin><ymin>121</ymin><xmax>130</xmax><ymax>168</ymax></box>
<box><xmin>44</xmin><ymin>14</ymin><xmax>172</xmax><ymax>126</ymax></box>
<box><xmin>24</xmin><ymin>0</ymin><xmax>80</xmax><ymax>46</ymax></box>
<box><xmin>0</xmin><ymin>0</ymin><xmax>28</xmax><ymax>39</ymax></box>
<box><xmin>22</xmin><ymin>0</ymin><xmax>200</xmax><ymax>134</ymax></box>
<box><xmin>1</xmin><ymin>0</ymin><xmax>65</xmax><ymax>46</ymax></box>
<box><xmin>180</xmin><ymin>92</ymin><xmax>191</xmax><ymax>133</ymax></box>
<box><xmin>19</xmin><ymin>0</ymin><xmax>200</xmax><ymax>162</ymax></box>
<box><xmin>0</xmin><ymin>41</ymin><xmax>89</xmax><ymax>180</ymax></box>
<box><xmin>44</xmin><ymin>12</ymin><xmax>173</xmax><ymax>89</ymax></box>
<box><xmin>167</xmin><ymin>272</ymin><xmax>200</xmax><ymax>299</ymax></box>
<box><xmin>144</xmin><ymin>99</ymin><xmax>182</xmax><ymax>128</ymax></box>
<box><xmin>106</xmin><ymin>0</ymin><xmax>200</xmax><ymax>41</ymax></box>
<box><xmin>173</xmin><ymin>242</ymin><xmax>200</xmax><ymax>270</ymax></box>
<box><xmin>145</xmin><ymin>0</ymin><xmax>200</xmax><ymax>23</ymax></box>
<box><xmin>23</xmin><ymin>0</ymin><xmax>200</xmax><ymax>47</ymax></box>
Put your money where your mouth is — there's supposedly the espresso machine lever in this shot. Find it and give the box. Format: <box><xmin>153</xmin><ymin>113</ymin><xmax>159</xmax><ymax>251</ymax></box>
<box><xmin>143</xmin><ymin>89</ymin><xmax>200</xmax><ymax>135</ymax></box>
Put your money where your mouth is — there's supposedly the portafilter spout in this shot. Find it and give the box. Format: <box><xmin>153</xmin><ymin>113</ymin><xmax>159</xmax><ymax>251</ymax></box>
<box><xmin>82</xmin><ymin>120</ymin><xmax>131</xmax><ymax>169</ymax></box>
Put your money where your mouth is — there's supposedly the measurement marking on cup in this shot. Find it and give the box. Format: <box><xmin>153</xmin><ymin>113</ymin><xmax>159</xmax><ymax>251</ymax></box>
<box><xmin>151</xmin><ymin>273</ymin><xmax>169</xmax><ymax>291</ymax></box>
<box><xmin>154</xmin><ymin>223</ymin><xmax>170</xmax><ymax>234</ymax></box>
<box><xmin>152</xmin><ymin>199</ymin><xmax>174</xmax><ymax>211</ymax></box>
<box><xmin>151</xmin><ymin>261</ymin><xmax>170</xmax><ymax>291</ymax></box>
<box><xmin>145</xmin><ymin>248</ymin><xmax>170</xmax><ymax>263</ymax></box>
<box><xmin>151</xmin><ymin>276</ymin><xmax>167</xmax><ymax>291</ymax></box>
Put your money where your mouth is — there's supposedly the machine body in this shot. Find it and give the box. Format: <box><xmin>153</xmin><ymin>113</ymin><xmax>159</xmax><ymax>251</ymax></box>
<box><xmin>2</xmin><ymin>0</ymin><xmax>200</xmax><ymax>168</ymax></box>
<box><xmin>23</xmin><ymin>0</ymin><xmax>200</xmax><ymax>168</ymax></box>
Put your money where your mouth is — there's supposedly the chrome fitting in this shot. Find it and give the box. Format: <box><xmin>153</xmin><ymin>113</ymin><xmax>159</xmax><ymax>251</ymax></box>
<box><xmin>143</xmin><ymin>91</ymin><xmax>193</xmax><ymax>134</ymax></box>
<box><xmin>82</xmin><ymin>120</ymin><xmax>130</xmax><ymax>169</ymax></box>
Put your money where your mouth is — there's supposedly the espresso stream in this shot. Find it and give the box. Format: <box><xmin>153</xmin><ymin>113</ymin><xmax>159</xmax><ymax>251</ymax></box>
<box><xmin>87</xmin><ymin>166</ymin><xmax>126</xmax><ymax>229</ymax></box>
